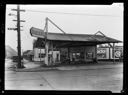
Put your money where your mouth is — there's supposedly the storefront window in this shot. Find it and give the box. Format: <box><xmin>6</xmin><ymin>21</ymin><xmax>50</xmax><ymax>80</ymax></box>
<box><xmin>86</xmin><ymin>52</ymin><xmax>93</xmax><ymax>59</ymax></box>
<box><xmin>39</xmin><ymin>53</ymin><xmax>45</xmax><ymax>58</ymax></box>
<box><xmin>71</xmin><ymin>52</ymin><xmax>84</xmax><ymax>61</ymax></box>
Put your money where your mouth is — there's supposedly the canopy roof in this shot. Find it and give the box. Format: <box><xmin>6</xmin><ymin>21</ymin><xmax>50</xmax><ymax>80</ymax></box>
<box><xmin>44</xmin><ymin>32</ymin><xmax>121</xmax><ymax>43</ymax></box>
<box><xmin>30</xmin><ymin>27</ymin><xmax>121</xmax><ymax>44</ymax></box>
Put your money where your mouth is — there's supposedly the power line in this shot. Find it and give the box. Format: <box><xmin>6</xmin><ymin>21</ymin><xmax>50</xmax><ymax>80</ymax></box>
<box><xmin>26</xmin><ymin>9</ymin><xmax>120</xmax><ymax>17</ymax></box>
<box><xmin>6</xmin><ymin>8</ymin><xmax>121</xmax><ymax>17</ymax></box>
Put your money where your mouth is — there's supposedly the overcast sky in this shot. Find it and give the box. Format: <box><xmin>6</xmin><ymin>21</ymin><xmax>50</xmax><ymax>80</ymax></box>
<box><xmin>5</xmin><ymin>3</ymin><xmax>123</xmax><ymax>52</ymax></box>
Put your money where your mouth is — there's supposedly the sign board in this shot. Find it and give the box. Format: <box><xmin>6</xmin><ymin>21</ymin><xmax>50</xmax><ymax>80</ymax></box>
<box><xmin>114</xmin><ymin>50</ymin><xmax>121</xmax><ymax>58</ymax></box>
<box><xmin>112</xmin><ymin>47</ymin><xmax>123</xmax><ymax>58</ymax></box>
<box><xmin>30</xmin><ymin>27</ymin><xmax>46</xmax><ymax>38</ymax></box>
<box><xmin>97</xmin><ymin>48</ymin><xmax>107</xmax><ymax>59</ymax></box>
<box><xmin>8</xmin><ymin>28</ymin><xmax>17</xmax><ymax>30</ymax></box>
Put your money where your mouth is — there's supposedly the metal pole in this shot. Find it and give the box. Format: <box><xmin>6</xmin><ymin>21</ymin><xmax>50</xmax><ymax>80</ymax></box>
<box><xmin>17</xmin><ymin>5</ymin><xmax>22</xmax><ymax>68</ymax></box>
<box><xmin>45</xmin><ymin>17</ymin><xmax>48</xmax><ymax>38</ymax></box>
<box><xmin>47</xmin><ymin>18</ymin><xmax>66</xmax><ymax>34</ymax></box>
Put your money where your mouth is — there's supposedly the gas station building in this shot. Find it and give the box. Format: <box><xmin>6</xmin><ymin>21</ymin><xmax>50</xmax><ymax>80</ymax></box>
<box><xmin>30</xmin><ymin>27</ymin><xmax>122</xmax><ymax>66</ymax></box>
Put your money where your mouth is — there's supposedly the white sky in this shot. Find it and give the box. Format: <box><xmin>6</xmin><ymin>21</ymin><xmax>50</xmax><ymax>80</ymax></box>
<box><xmin>5</xmin><ymin>3</ymin><xmax>124</xmax><ymax>52</ymax></box>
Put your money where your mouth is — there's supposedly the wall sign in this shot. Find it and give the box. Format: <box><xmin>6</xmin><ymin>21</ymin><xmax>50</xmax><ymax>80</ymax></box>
<box><xmin>113</xmin><ymin>48</ymin><xmax>123</xmax><ymax>58</ymax></box>
<box><xmin>30</xmin><ymin>27</ymin><xmax>45</xmax><ymax>37</ymax></box>
<box><xmin>97</xmin><ymin>48</ymin><xmax>107</xmax><ymax>59</ymax></box>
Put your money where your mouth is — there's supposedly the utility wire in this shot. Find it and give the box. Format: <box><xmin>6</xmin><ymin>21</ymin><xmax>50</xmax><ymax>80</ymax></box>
<box><xmin>26</xmin><ymin>9</ymin><xmax>120</xmax><ymax>17</ymax></box>
<box><xmin>6</xmin><ymin>8</ymin><xmax>121</xmax><ymax>17</ymax></box>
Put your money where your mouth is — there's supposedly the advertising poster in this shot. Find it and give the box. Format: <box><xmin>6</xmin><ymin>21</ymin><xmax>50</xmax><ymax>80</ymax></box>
<box><xmin>113</xmin><ymin>48</ymin><xmax>123</xmax><ymax>58</ymax></box>
<box><xmin>97</xmin><ymin>48</ymin><xmax>107</xmax><ymax>59</ymax></box>
<box><xmin>110</xmin><ymin>47</ymin><xmax>123</xmax><ymax>59</ymax></box>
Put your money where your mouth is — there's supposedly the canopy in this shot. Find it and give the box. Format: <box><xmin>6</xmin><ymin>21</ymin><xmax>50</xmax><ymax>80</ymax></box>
<box><xmin>30</xmin><ymin>27</ymin><xmax>122</xmax><ymax>47</ymax></box>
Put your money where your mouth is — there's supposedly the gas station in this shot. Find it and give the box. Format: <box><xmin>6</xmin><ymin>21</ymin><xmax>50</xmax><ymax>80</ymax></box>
<box><xmin>30</xmin><ymin>18</ymin><xmax>122</xmax><ymax>66</ymax></box>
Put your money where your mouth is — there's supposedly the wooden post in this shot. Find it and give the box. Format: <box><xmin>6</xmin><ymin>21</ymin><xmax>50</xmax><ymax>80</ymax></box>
<box><xmin>49</xmin><ymin>41</ymin><xmax>53</xmax><ymax>66</ymax></box>
<box><xmin>109</xmin><ymin>47</ymin><xmax>111</xmax><ymax>60</ymax></box>
<box><xmin>45</xmin><ymin>42</ymin><xmax>49</xmax><ymax>66</ymax></box>
<box><xmin>95</xmin><ymin>45</ymin><xmax>97</xmax><ymax>63</ymax></box>
<box><xmin>51</xmin><ymin>41</ymin><xmax>54</xmax><ymax>65</ymax></box>
<box><xmin>68</xmin><ymin>47</ymin><xmax>70</xmax><ymax>64</ymax></box>
<box><xmin>113</xmin><ymin>43</ymin><xmax>115</xmax><ymax>63</ymax></box>
<box><xmin>45</xmin><ymin>17</ymin><xmax>49</xmax><ymax>66</ymax></box>
<box><xmin>17</xmin><ymin>5</ymin><xmax>22</xmax><ymax>68</ymax></box>
<box><xmin>40</xmin><ymin>48</ymin><xmax>41</xmax><ymax>62</ymax></box>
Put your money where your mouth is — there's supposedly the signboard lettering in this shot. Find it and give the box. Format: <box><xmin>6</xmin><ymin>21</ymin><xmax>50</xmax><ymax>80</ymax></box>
<box><xmin>30</xmin><ymin>27</ymin><xmax>45</xmax><ymax>37</ymax></box>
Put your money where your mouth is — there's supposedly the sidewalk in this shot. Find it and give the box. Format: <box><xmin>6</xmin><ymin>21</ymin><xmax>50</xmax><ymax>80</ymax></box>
<box><xmin>15</xmin><ymin>61</ymin><xmax>123</xmax><ymax>72</ymax></box>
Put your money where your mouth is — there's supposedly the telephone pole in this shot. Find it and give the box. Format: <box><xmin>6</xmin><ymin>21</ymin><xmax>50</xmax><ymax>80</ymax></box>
<box><xmin>11</xmin><ymin>5</ymin><xmax>25</xmax><ymax>68</ymax></box>
<box><xmin>17</xmin><ymin>5</ymin><xmax>22</xmax><ymax>68</ymax></box>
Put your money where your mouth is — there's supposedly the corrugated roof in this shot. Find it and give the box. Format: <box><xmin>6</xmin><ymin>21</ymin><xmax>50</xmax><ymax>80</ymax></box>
<box><xmin>47</xmin><ymin>33</ymin><xmax>121</xmax><ymax>42</ymax></box>
<box><xmin>30</xmin><ymin>27</ymin><xmax>121</xmax><ymax>43</ymax></box>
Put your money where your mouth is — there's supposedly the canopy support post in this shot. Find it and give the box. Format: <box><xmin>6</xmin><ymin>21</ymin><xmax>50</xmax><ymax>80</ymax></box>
<box><xmin>51</xmin><ymin>41</ymin><xmax>54</xmax><ymax>65</ymax></box>
<box><xmin>68</xmin><ymin>47</ymin><xmax>70</xmax><ymax>64</ymax></box>
<box><xmin>113</xmin><ymin>43</ymin><xmax>115</xmax><ymax>64</ymax></box>
<box><xmin>45</xmin><ymin>17</ymin><xmax>49</xmax><ymax>66</ymax></box>
<box><xmin>95</xmin><ymin>45</ymin><xmax>97</xmax><ymax>63</ymax></box>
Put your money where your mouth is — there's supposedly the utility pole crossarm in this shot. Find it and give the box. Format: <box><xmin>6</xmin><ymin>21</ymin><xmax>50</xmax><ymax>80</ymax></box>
<box><xmin>11</xmin><ymin>9</ymin><xmax>25</xmax><ymax>12</ymax></box>
<box><xmin>13</xmin><ymin>20</ymin><xmax>26</xmax><ymax>22</ymax></box>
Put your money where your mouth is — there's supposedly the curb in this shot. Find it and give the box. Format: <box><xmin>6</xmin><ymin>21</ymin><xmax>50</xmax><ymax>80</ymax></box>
<box><xmin>56</xmin><ymin>66</ymin><xmax>119</xmax><ymax>71</ymax></box>
<box><xmin>15</xmin><ymin>67</ymin><xmax>57</xmax><ymax>72</ymax></box>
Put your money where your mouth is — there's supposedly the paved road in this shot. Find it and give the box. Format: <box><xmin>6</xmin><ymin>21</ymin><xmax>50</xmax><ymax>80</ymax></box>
<box><xmin>5</xmin><ymin>62</ymin><xmax>123</xmax><ymax>92</ymax></box>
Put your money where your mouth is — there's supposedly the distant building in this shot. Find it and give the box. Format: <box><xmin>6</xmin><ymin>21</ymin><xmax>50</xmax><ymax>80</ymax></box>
<box><xmin>23</xmin><ymin>50</ymin><xmax>34</xmax><ymax>61</ymax></box>
<box><xmin>5</xmin><ymin>45</ymin><xmax>17</xmax><ymax>59</ymax></box>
